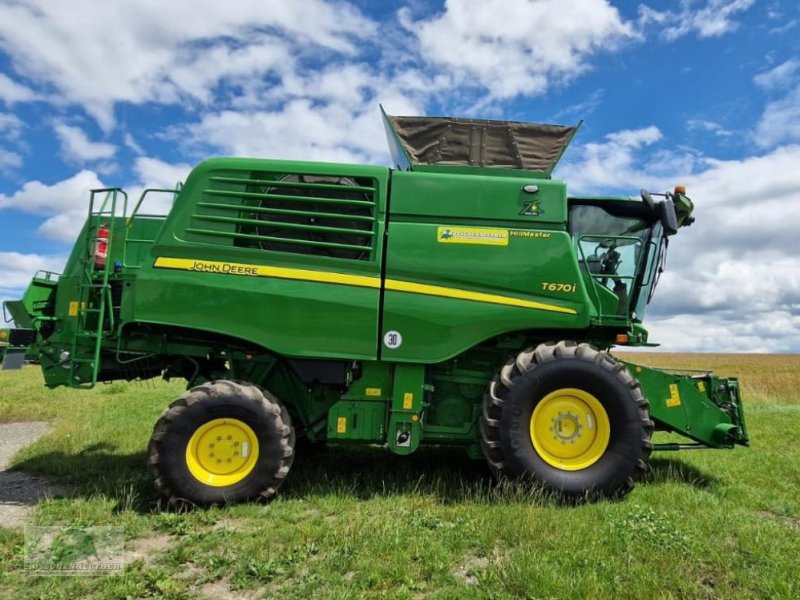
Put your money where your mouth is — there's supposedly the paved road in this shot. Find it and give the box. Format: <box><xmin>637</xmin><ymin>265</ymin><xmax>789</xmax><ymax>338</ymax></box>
<box><xmin>0</xmin><ymin>422</ymin><xmax>68</xmax><ymax>527</ymax></box>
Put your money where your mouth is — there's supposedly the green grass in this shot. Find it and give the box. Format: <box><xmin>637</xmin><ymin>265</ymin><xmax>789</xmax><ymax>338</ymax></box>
<box><xmin>1</xmin><ymin>355</ymin><xmax>799</xmax><ymax>599</ymax></box>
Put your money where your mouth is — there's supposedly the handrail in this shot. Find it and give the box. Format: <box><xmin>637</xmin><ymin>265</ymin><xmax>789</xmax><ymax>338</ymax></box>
<box><xmin>32</xmin><ymin>270</ymin><xmax>61</xmax><ymax>282</ymax></box>
<box><xmin>127</xmin><ymin>187</ymin><xmax>180</xmax><ymax>224</ymax></box>
<box><xmin>122</xmin><ymin>187</ymin><xmax>179</xmax><ymax>268</ymax></box>
<box><xmin>90</xmin><ymin>187</ymin><xmax>128</xmax><ymax>217</ymax></box>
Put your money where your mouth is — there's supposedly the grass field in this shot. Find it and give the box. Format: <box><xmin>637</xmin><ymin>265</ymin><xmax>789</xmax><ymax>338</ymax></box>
<box><xmin>0</xmin><ymin>353</ymin><xmax>798</xmax><ymax>599</ymax></box>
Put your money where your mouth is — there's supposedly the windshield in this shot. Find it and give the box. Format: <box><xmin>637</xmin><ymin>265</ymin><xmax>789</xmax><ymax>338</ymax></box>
<box><xmin>569</xmin><ymin>202</ymin><xmax>654</xmax><ymax>320</ymax></box>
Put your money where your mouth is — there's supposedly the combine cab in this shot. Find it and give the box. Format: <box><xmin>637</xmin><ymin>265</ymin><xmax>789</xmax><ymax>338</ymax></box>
<box><xmin>3</xmin><ymin>112</ymin><xmax>747</xmax><ymax>505</ymax></box>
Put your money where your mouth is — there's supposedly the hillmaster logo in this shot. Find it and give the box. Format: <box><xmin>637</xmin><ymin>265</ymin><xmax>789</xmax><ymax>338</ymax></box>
<box><xmin>436</xmin><ymin>226</ymin><xmax>509</xmax><ymax>246</ymax></box>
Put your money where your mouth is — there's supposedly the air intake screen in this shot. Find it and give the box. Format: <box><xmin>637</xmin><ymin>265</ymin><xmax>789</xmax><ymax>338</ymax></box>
<box><xmin>187</xmin><ymin>172</ymin><xmax>378</xmax><ymax>261</ymax></box>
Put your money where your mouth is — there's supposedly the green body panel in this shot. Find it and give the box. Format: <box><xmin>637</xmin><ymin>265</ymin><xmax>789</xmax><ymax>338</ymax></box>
<box><xmin>384</xmin><ymin>168</ymin><xmax>589</xmax><ymax>364</ymax></box>
<box><xmin>327</xmin><ymin>400</ymin><xmax>386</xmax><ymax>441</ymax></box>
<box><xmin>4</xmin><ymin>146</ymin><xmax>748</xmax><ymax>457</ymax></box>
<box><xmin>132</xmin><ymin>158</ymin><xmax>389</xmax><ymax>360</ymax></box>
<box><xmin>326</xmin><ymin>361</ymin><xmax>455</xmax><ymax>450</ymax></box>
<box><xmin>123</xmin><ymin>216</ymin><xmax>168</xmax><ymax>268</ymax></box>
<box><xmin>328</xmin><ymin>361</ymin><xmax>392</xmax><ymax>442</ymax></box>
<box><xmin>389</xmin><ymin>170</ymin><xmax>567</xmax><ymax>224</ymax></box>
<box><xmin>382</xmin><ymin>226</ymin><xmax>589</xmax><ymax>362</ymax></box>
<box><xmin>132</xmin><ymin>270</ymin><xmax>381</xmax><ymax>360</ymax></box>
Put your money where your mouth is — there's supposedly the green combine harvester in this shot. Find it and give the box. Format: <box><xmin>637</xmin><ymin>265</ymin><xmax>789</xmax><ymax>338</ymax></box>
<box><xmin>3</xmin><ymin>112</ymin><xmax>748</xmax><ymax>505</ymax></box>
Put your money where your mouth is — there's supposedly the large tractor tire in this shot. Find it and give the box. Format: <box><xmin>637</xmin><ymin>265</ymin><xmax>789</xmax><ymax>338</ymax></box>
<box><xmin>480</xmin><ymin>341</ymin><xmax>653</xmax><ymax>499</ymax></box>
<box><xmin>148</xmin><ymin>380</ymin><xmax>294</xmax><ymax>507</ymax></box>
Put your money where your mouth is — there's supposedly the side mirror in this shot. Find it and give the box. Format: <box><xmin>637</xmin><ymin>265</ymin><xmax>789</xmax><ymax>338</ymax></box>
<box><xmin>659</xmin><ymin>199</ymin><xmax>679</xmax><ymax>236</ymax></box>
<box><xmin>640</xmin><ymin>189</ymin><xmax>655</xmax><ymax>211</ymax></box>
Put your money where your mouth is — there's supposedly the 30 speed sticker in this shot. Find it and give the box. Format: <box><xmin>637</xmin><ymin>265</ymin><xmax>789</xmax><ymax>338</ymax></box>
<box><xmin>383</xmin><ymin>330</ymin><xmax>403</xmax><ymax>349</ymax></box>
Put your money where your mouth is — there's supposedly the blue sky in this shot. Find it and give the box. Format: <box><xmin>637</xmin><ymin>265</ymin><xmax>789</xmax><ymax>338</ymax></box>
<box><xmin>1</xmin><ymin>0</ymin><xmax>798</xmax><ymax>352</ymax></box>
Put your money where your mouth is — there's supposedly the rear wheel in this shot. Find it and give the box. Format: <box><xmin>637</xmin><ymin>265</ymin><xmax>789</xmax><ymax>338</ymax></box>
<box><xmin>480</xmin><ymin>341</ymin><xmax>653</xmax><ymax>499</ymax></box>
<box><xmin>148</xmin><ymin>380</ymin><xmax>294</xmax><ymax>506</ymax></box>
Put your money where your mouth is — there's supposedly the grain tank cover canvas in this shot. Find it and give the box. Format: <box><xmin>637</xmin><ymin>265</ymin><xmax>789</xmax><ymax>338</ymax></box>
<box><xmin>383</xmin><ymin>112</ymin><xmax>579</xmax><ymax>175</ymax></box>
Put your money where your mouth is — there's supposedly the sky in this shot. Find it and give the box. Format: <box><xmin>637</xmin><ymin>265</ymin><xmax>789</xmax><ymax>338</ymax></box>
<box><xmin>0</xmin><ymin>0</ymin><xmax>798</xmax><ymax>353</ymax></box>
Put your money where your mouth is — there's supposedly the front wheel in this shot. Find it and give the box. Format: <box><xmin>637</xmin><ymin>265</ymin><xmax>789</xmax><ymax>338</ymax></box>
<box><xmin>480</xmin><ymin>341</ymin><xmax>653</xmax><ymax>499</ymax></box>
<box><xmin>148</xmin><ymin>380</ymin><xmax>294</xmax><ymax>506</ymax></box>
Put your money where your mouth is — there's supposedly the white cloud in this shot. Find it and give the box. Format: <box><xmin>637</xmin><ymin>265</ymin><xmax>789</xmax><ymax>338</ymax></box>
<box><xmin>0</xmin><ymin>251</ymin><xmax>68</xmax><ymax>318</ymax></box>
<box><xmin>606</xmin><ymin>127</ymin><xmax>662</xmax><ymax>147</ymax></box>
<box><xmin>768</xmin><ymin>20</ymin><xmax>797</xmax><ymax>35</ymax></box>
<box><xmin>557</xmin><ymin>125</ymin><xmax>668</xmax><ymax>192</ymax></box>
<box><xmin>54</xmin><ymin>123</ymin><xmax>117</xmax><ymax>162</ymax></box>
<box><xmin>561</xmin><ymin>128</ymin><xmax>800</xmax><ymax>351</ymax></box>
<box><xmin>177</xmin><ymin>64</ymin><xmax>426</xmax><ymax>166</ymax></box>
<box><xmin>125</xmin><ymin>157</ymin><xmax>191</xmax><ymax>215</ymax></box>
<box><xmin>124</xmin><ymin>133</ymin><xmax>145</xmax><ymax>156</ymax></box>
<box><xmin>182</xmin><ymin>102</ymin><xmax>386</xmax><ymax>165</ymax></box>
<box><xmin>653</xmin><ymin>254</ymin><xmax>800</xmax><ymax>316</ymax></box>
<box><xmin>754</xmin><ymin>59</ymin><xmax>800</xmax><ymax>91</ymax></box>
<box><xmin>642</xmin><ymin>311</ymin><xmax>799</xmax><ymax>354</ymax></box>
<box><xmin>0</xmin><ymin>113</ymin><xmax>24</xmax><ymax>169</ymax></box>
<box><xmin>0</xmin><ymin>252</ymin><xmax>68</xmax><ymax>290</ymax></box>
<box><xmin>0</xmin><ymin>0</ymin><xmax>377</xmax><ymax>129</ymax></box>
<box><xmin>0</xmin><ymin>73</ymin><xmax>37</xmax><ymax>104</ymax></box>
<box><xmin>638</xmin><ymin>0</ymin><xmax>756</xmax><ymax>41</ymax></box>
<box><xmin>0</xmin><ymin>170</ymin><xmax>105</xmax><ymax>242</ymax></box>
<box><xmin>686</xmin><ymin>119</ymin><xmax>734</xmax><ymax>137</ymax></box>
<box><xmin>401</xmin><ymin>0</ymin><xmax>633</xmax><ymax>99</ymax></box>
<box><xmin>0</xmin><ymin>112</ymin><xmax>23</xmax><ymax>136</ymax></box>
<box><xmin>753</xmin><ymin>86</ymin><xmax>800</xmax><ymax>148</ymax></box>
<box><xmin>644</xmin><ymin>244</ymin><xmax>800</xmax><ymax>353</ymax></box>
<box><xmin>550</xmin><ymin>89</ymin><xmax>605</xmax><ymax>121</ymax></box>
<box><xmin>0</xmin><ymin>158</ymin><xmax>192</xmax><ymax>243</ymax></box>
<box><xmin>165</xmin><ymin>38</ymin><xmax>294</xmax><ymax>106</ymax></box>
<box><xmin>751</xmin><ymin>59</ymin><xmax>800</xmax><ymax>149</ymax></box>
<box><xmin>685</xmin><ymin>144</ymin><xmax>800</xmax><ymax>209</ymax></box>
<box><xmin>0</xmin><ymin>169</ymin><xmax>104</xmax><ymax>215</ymax></box>
<box><xmin>134</xmin><ymin>157</ymin><xmax>190</xmax><ymax>189</ymax></box>
<box><xmin>0</xmin><ymin>148</ymin><xmax>22</xmax><ymax>169</ymax></box>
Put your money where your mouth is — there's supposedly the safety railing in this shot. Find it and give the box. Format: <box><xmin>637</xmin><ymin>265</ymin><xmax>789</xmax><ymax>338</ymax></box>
<box><xmin>122</xmin><ymin>187</ymin><xmax>180</xmax><ymax>269</ymax></box>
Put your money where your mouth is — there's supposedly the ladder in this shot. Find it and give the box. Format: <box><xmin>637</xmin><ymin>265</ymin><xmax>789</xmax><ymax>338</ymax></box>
<box><xmin>69</xmin><ymin>188</ymin><xmax>127</xmax><ymax>388</ymax></box>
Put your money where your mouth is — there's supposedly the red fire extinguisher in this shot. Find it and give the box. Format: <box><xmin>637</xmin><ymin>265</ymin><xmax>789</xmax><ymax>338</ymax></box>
<box><xmin>94</xmin><ymin>223</ymin><xmax>109</xmax><ymax>269</ymax></box>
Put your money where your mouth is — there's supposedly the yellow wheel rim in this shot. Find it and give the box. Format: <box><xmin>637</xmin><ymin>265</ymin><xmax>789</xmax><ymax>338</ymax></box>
<box><xmin>529</xmin><ymin>388</ymin><xmax>610</xmax><ymax>471</ymax></box>
<box><xmin>185</xmin><ymin>418</ymin><xmax>260</xmax><ymax>487</ymax></box>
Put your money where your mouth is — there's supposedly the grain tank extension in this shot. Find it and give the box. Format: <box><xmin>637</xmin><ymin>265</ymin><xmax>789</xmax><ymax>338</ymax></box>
<box><xmin>3</xmin><ymin>112</ymin><xmax>748</xmax><ymax>504</ymax></box>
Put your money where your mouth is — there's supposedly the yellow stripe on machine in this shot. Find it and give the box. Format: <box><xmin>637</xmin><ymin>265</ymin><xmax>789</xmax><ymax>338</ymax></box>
<box><xmin>153</xmin><ymin>257</ymin><xmax>380</xmax><ymax>289</ymax></box>
<box><xmin>153</xmin><ymin>257</ymin><xmax>577</xmax><ymax>316</ymax></box>
<box><xmin>384</xmin><ymin>279</ymin><xmax>577</xmax><ymax>315</ymax></box>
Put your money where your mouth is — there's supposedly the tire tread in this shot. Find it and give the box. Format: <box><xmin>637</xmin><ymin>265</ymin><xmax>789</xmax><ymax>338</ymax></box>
<box><xmin>147</xmin><ymin>380</ymin><xmax>294</xmax><ymax>507</ymax></box>
<box><xmin>479</xmin><ymin>341</ymin><xmax>653</xmax><ymax>499</ymax></box>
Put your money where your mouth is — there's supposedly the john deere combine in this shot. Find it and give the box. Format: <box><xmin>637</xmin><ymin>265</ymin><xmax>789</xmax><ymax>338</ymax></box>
<box><xmin>3</xmin><ymin>112</ymin><xmax>747</xmax><ymax>504</ymax></box>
